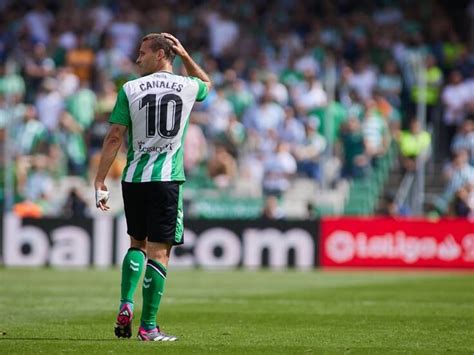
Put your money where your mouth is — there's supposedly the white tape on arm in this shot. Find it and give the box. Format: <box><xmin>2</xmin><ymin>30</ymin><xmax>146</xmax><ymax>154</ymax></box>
<box><xmin>95</xmin><ymin>189</ymin><xmax>110</xmax><ymax>207</ymax></box>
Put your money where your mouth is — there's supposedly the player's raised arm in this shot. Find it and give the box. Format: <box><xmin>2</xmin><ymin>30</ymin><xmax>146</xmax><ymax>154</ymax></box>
<box><xmin>162</xmin><ymin>33</ymin><xmax>212</xmax><ymax>92</ymax></box>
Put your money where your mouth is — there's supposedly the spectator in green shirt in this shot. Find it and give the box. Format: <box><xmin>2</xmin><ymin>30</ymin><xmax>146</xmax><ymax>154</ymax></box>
<box><xmin>340</xmin><ymin>117</ymin><xmax>371</xmax><ymax>179</ymax></box>
<box><xmin>0</xmin><ymin>61</ymin><xmax>25</xmax><ymax>100</ymax></box>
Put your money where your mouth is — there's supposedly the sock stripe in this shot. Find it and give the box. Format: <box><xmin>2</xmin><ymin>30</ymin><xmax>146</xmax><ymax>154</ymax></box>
<box><xmin>147</xmin><ymin>260</ymin><xmax>167</xmax><ymax>279</ymax></box>
<box><xmin>148</xmin><ymin>259</ymin><xmax>167</xmax><ymax>276</ymax></box>
<box><xmin>148</xmin><ymin>263</ymin><xmax>166</xmax><ymax>279</ymax></box>
<box><xmin>129</xmin><ymin>247</ymin><xmax>146</xmax><ymax>258</ymax></box>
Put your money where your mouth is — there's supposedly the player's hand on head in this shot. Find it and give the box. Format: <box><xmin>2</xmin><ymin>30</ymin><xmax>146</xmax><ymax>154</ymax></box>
<box><xmin>162</xmin><ymin>33</ymin><xmax>187</xmax><ymax>57</ymax></box>
<box><xmin>94</xmin><ymin>181</ymin><xmax>110</xmax><ymax>211</ymax></box>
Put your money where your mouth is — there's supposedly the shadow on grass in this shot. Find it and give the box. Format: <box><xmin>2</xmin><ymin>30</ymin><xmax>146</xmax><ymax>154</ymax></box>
<box><xmin>0</xmin><ymin>337</ymin><xmax>120</xmax><ymax>342</ymax></box>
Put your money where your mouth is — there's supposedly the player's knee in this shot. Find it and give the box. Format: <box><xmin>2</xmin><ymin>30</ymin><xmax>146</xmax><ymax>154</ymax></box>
<box><xmin>146</xmin><ymin>242</ymin><xmax>171</xmax><ymax>267</ymax></box>
<box><xmin>130</xmin><ymin>236</ymin><xmax>147</xmax><ymax>251</ymax></box>
<box><xmin>148</xmin><ymin>252</ymin><xmax>169</xmax><ymax>267</ymax></box>
<box><xmin>153</xmin><ymin>254</ymin><xmax>169</xmax><ymax>267</ymax></box>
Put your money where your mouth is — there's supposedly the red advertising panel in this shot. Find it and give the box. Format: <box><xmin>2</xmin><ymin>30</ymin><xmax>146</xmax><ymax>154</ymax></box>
<box><xmin>320</xmin><ymin>218</ymin><xmax>474</xmax><ymax>269</ymax></box>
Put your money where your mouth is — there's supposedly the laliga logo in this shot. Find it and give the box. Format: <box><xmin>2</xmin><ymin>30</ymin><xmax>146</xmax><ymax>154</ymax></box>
<box><xmin>437</xmin><ymin>235</ymin><xmax>462</xmax><ymax>261</ymax></box>
<box><xmin>325</xmin><ymin>230</ymin><xmax>467</xmax><ymax>264</ymax></box>
<box><xmin>325</xmin><ymin>231</ymin><xmax>355</xmax><ymax>263</ymax></box>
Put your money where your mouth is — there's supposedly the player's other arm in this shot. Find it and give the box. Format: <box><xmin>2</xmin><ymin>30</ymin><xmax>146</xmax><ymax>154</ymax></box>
<box><xmin>95</xmin><ymin>86</ymin><xmax>130</xmax><ymax>210</ymax></box>
<box><xmin>94</xmin><ymin>124</ymin><xmax>127</xmax><ymax>210</ymax></box>
<box><xmin>162</xmin><ymin>33</ymin><xmax>212</xmax><ymax>92</ymax></box>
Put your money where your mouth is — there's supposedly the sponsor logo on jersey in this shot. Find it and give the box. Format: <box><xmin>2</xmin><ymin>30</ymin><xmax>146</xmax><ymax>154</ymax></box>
<box><xmin>137</xmin><ymin>142</ymin><xmax>174</xmax><ymax>154</ymax></box>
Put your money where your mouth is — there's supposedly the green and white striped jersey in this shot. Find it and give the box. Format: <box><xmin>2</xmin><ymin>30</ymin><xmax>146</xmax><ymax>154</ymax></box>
<box><xmin>109</xmin><ymin>71</ymin><xmax>208</xmax><ymax>182</ymax></box>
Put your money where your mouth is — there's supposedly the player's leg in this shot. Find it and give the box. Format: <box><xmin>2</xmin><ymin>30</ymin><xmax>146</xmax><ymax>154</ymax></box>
<box><xmin>115</xmin><ymin>237</ymin><xmax>146</xmax><ymax>338</ymax></box>
<box><xmin>120</xmin><ymin>237</ymin><xmax>147</xmax><ymax>310</ymax></box>
<box><xmin>116</xmin><ymin>181</ymin><xmax>148</xmax><ymax>338</ymax></box>
<box><xmin>137</xmin><ymin>181</ymin><xmax>183</xmax><ymax>341</ymax></box>
<box><xmin>138</xmin><ymin>242</ymin><xmax>177</xmax><ymax>341</ymax></box>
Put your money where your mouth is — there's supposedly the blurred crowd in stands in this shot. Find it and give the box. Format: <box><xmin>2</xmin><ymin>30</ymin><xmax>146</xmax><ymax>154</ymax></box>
<box><xmin>0</xmin><ymin>0</ymin><xmax>473</xmax><ymax>218</ymax></box>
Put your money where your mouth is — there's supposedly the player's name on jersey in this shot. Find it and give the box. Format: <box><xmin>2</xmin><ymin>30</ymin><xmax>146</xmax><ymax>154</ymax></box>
<box><xmin>139</xmin><ymin>80</ymin><xmax>184</xmax><ymax>92</ymax></box>
<box><xmin>137</xmin><ymin>142</ymin><xmax>173</xmax><ymax>153</ymax></box>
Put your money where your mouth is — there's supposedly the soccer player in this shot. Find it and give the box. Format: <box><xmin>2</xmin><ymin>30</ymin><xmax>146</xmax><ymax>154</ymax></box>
<box><xmin>94</xmin><ymin>33</ymin><xmax>211</xmax><ymax>341</ymax></box>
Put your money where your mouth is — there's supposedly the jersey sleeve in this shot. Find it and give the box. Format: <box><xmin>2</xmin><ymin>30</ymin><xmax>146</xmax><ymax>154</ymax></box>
<box><xmin>109</xmin><ymin>86</ymin><xmax>131</xmax><ymax>126</ymax></box>
<box><xmin>190</xmin><ymin>77</ymin><xmax>209</xmax><ymax>102</ymax></box>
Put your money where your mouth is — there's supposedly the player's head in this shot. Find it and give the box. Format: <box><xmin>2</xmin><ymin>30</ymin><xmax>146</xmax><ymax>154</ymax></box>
<box><xmin>136</xmin><ymin>33</ymin><xmax>176</xmax><ymax>76</ymax></box>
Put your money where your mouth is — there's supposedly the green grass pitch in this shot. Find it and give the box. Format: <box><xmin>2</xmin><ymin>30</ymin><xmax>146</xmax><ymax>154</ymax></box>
<box><xmin>0</xmin><ymin>268</ymin><xmax>473</xmax><ymax>354</ymax></box>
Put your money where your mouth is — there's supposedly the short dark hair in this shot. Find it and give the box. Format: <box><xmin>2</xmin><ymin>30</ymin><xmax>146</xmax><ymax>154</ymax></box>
<box><xmin>141</xmin><ymin>33</ymin><xmax>176</xmax><ymax>63</ymax></box>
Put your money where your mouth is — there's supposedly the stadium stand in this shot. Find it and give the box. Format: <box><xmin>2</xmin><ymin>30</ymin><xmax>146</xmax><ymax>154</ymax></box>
<box><xmin>0</xmin><ymin>0</ymin><xmax>473</xmax><ymax>219</ymax></box>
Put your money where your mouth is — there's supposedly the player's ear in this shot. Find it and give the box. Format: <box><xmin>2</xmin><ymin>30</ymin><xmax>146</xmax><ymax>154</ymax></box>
<box><xmin>156</xmin><ymin>48</ymin><xmax>165</xmax><ymax>61</ymax></box>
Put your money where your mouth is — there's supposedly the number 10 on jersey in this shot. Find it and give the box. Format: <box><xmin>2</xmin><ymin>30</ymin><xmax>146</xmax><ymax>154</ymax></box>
<box><xmin>139</xmin><ymin>93</ymin><xmax>183</xmax><ymax>139</ymax></box>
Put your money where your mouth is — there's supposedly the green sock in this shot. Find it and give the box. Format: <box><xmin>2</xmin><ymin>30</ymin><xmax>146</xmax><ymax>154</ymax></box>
<box><xmin>120</xmin><ymin>248</ymin><xmax>146</xmax><ymax>308</ymax></box>
<box><xmin>140</xmin><ymin>259</ymin><xmax>167</xmax><ymax>330</ymax></box>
